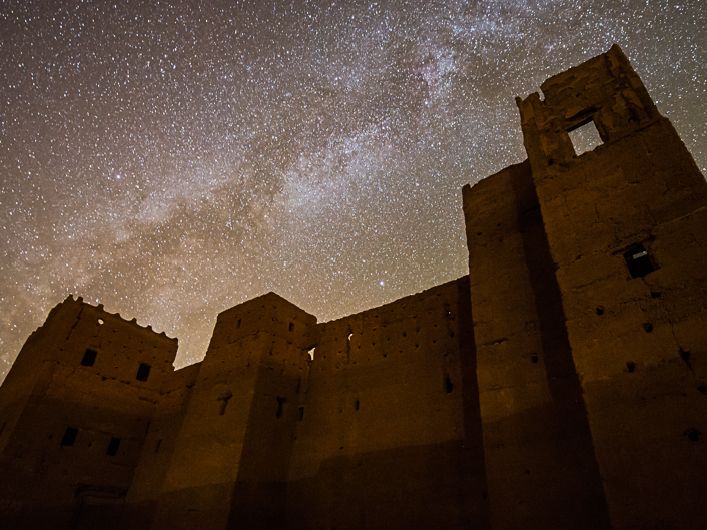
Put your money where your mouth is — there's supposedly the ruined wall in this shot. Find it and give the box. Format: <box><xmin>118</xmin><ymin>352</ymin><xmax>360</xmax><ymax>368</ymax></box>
<box><xmin>463</xmin><ymin>161</ymin><xmax>609</xmax><ymax>529</ymax></box>
<box><xmin>285</xmin><ymin>277</ymin><xmax>485</xmax><ymax>530</ymax></box>
<box><xmin>0</xmin><ymin>297</ymin><xmax>179</xmax><ymax>530</ymax></box>
<box><xmin>517</xmin><ymin>44</ymin><xmax>707</xmax><ymax>528</ymax></box>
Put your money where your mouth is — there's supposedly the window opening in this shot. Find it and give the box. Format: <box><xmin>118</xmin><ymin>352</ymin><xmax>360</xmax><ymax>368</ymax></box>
<box><xmin>276</xmin><ymin>397</ymin><xmax>285</xmax><ymax>419</ymax></box>
<box><xmin>136</xmin><ymin>363</ymin><xmax>151</xmax><ymax>382</ymax></box>
<box><xmin>106</xmin><ymin>437</ymin><xmax>121</xmax><ymax>456</ymax></box>
<box><xmin>568</xmin><ymin>119</ymin><xmax>603</xmax><ymax>155</ymax></box>
<box><xmin>236</xmin><ymin>319</ymin><xmax>241</xmax><ymax>329</ymax></box>
<box><xmin>288</xmin><ymin>322</ymin><xmax>294</xmax><ymax>332</ymax></box>
<box><xmin>61</xmin><ymin>427</ymin><xmax>78</xmax><ymax>447</ymax></box>
<box><xmin>81</xmin><ymin>349</ymin><xmax>97</xmax><ymax>367</ymax></box>
<box><xmin>444</xmin><ymin>375</ymin><xmax>454</xmax><ymax>394</ymax></box>
<box><xmin>623</xmin><ymin>243</ymin><xmax>656</xmax><ymax>278</ymax></box>
<box><xmin>355</xmin><ymin>399</ymin><xmax>360</xmax><ymax>411</ymax></box>
<box><xmin>217</xmin><ymin>390</ymin><xmax>232</xmax><ymax>416</ymax></box>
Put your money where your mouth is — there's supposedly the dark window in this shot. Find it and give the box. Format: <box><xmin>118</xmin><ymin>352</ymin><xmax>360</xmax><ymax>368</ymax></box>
<box><xmin>136</xmin><ymin>363</ymin><xmax>151</xmax><ymax>382</ymax></box>
<box><xmin>81</xmin><ymin>349</ymin><xmax>97</xmax><ymax>367</ymax></box>
<box><xmin>106</xmin><ymin>437</ymin><xmax>121</xmax><ymax>456</ymax></box>
<box><xmin>624</xmin><ymin>243</ymin><xmax>656</xmax><ymax>278</ymax></box>
<box><xmin>236</xmin><ymin>318</ymin><xmax>241</xmax><ymax>329</ymax></box>
<box><xmin>276</xmin><ymin>397</ymin><xmax>285</xmax><ymax>419</ymax></box>
<box><xmin>288</xmin><ymin>322</ymin><xmax>294</xmax><ymax>332</ymax></box>
<box><xmin>444</xmin><ymin>374</ymin><xmax>454</xmax><ymax>394</ymax></box>
<box><xmin>61</xmin><ymin>427</ymin><xmax>78</xmax><ymax>447</ymax></box>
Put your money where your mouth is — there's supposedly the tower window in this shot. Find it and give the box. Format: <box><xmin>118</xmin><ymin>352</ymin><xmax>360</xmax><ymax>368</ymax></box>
<box><xmin>136</xmin><ymin>363</ymin><xmax>151</xmax><ymax>382</ymax></box>
<box><xmin>623</xmin><ymin>243</ymin><xmax>656</xmax><ymax>278</ymax></box>
<box><xmin>60</xmin><ymin>427</ymin><xmax>78</xmax><ymax>447</ymax></box>
<box><xmin>276</xmin><ymin>397</ymin><xmax>285</xmax><ymax>419</ymax></box>
<box><xmin>81</xmin><ymin>349</ymin><xmax>97</xmax><ymax>367</ymax></box>
<box><xmin>106</xmin><ymin>437</ymin><xmax>121</xmax><ymax>456</ymax></box>
<box><xmin>568</xmin><ymin>118</ymin><xmax>603</xmax><ymax>155</ymax></box>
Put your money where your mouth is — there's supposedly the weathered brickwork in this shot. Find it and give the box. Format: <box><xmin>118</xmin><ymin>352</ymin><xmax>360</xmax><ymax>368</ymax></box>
<box><xmin>0</xmin><ymin>46</ymin><xmax>704</xmax><ymax>529</ymax></box>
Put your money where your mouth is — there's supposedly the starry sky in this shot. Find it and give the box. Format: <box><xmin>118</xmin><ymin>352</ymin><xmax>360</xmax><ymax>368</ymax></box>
<box><xmin>1</xmin><ymin>0</ymin><xmax>705</xmax><ymax>376</ymax></box>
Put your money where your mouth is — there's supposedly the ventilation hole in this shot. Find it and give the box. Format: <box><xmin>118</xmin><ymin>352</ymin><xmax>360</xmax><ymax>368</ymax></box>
<box><xmin>106</xmin><ymin>437</ymin><xmax>121</xmax><ymax>456</ymax></box>
<box><xmin>60</xmin><ymin>427</ymin><xmax>78</xmax><ymax>447</ymax></box>
<box><xmin>642</xmin><ymin>323</ymin><xmax>653</xmax><ymax>333</ymax></box>
<box><xmin>275</xmin><ymin>397</ymin><xmax>285</xmax><ymax>419</ymax></box>
<box><xmin>530</xmin><ymin>353</ymin><xmax>539</xmax><ymax>364</ymax></box>
<box><xmin>595</xmin><ymin>306</ymin><xmax>604</xmax><ymax>316</ymax></box>
<box><xmin>685</xmin><ymin>428</ymin><xmax>701</xmax><ymax>442</ymax></box>
<box><xmin>444</xmin><ymin>375</ymin><xmax>454</xmax><ymax>394</ymax></box>
<box><xmin>679</xmin><ymin>348</ymin><xmax>691</xmax><ymax>364</ymax></box>
<box><xmin>626</xmin><ymin>361</ymin><xmax>636</xmax><ymax>373</ymax></box>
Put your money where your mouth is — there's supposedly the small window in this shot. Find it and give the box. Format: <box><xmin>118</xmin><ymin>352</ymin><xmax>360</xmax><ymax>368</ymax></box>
<box><xmin>106</xmin><ymin>437</ymin><xmax>121</xmax><ymax>456</ymax></box>
<box><xmin>288</xmin><ymin>322</ymin><xmax>294</xmax><ymax>332</ymax></box>
<box><xmin>61</xmin><ymin>427</ymin><xmax>78</xmax><ymax>447</ymax></box>
<box><xmin>236</xmin><ymin>318</ymin><xmax>241</xmax><ymax>329</ymax></box>
<box><xmin>624</xmin><ymin>243</ymin><xmax>656</xmax><ymax>278</ymax></box>
<box><xmin>81</xmin><ymin>349</ymin><xmax>97</xmax><ymax>367</ymax></box>
<box><xmin>276</xmin><ymin>397</ymin><xmax>285</xmax><ymax>419</ymax></box>
<box><xmin>136</xmin><ymin>363</ymin><xmax>151</xmax><ymax>382</ymax></box>
<box><xmin>568</xmin><ymin>119</ymin><xmax>603</xmax><ymax>155</ymax></box>
<box><xmin>444</xmin><ymin>374</ymin><xmax>454</xmax><ymax>394</ymax></box>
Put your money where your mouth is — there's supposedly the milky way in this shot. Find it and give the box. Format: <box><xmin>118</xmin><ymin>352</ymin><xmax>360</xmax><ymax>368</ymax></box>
<box><xmin>1</xmin><ymin>0</ymin><xmax>705</xmax><ymax>376</ymax></box>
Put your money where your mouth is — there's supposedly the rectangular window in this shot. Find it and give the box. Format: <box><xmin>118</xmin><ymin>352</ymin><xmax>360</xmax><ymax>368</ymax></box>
<box><xmin>61</xmin><ymin>427</ymin><xmax>78</xmax><ymax>447</ymax></box>
<box><xmin>81</xmin><ymin>349</ymin><xmax>97</xmax><ymax>367</ymax></box>
<box><xmin>106</xmin><ymin>437</ymin><xmax>121</xmax><ymax>456</ymax></box>
<box><xmin>624</xmin><ymin>243</ymin><xmax>656</xmax><ymax>278</ymax></box>
<box><xmin>568</xmin><ymin>118</ymin><xmax>603</xmax><ymax>155</ymax></box>
<box><xmin>136</xmin><ymin>363</ymin><xmax>151</xmax><ymax>382</ymax></box>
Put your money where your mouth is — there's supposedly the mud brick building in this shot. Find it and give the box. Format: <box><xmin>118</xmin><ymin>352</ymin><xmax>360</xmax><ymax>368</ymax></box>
<box><xmin>1</xmin><ymin>45</ymin><xmax>705</xmax><ymax>529</ymax></box>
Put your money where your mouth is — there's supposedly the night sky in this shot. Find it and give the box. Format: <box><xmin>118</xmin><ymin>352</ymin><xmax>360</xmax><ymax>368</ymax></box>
<box><xmin>1</xmin><ymin>0</ymin><xmax>705</xmax><ymax>376</ymax></box>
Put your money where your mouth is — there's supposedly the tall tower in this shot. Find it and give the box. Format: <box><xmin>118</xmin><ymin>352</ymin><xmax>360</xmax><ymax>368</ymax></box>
<box><xmin>482</xmin><ymin>44</ymin><xmax>706</xmax><ymax>528</ymax></box>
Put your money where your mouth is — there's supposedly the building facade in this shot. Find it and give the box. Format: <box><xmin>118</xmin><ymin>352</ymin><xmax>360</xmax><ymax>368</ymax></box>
<box><xmin>1</xmin><ymin>46</ymin><xmax>705</xmax><ymax>529</ymax></box>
